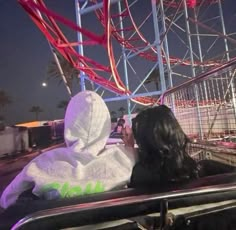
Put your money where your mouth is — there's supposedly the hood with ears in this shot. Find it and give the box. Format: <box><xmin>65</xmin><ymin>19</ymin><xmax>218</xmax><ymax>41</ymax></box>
<box><xmin>64</xmin><ymin>90</ymin><xmax>111</xmax><ymax>156</ymax></box>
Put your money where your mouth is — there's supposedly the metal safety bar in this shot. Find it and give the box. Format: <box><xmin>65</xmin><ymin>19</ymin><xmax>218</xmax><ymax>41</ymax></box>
<box><xmin>12</xmin><ymin>182</ymin><xmax>236</xmax><ymax>230</ymax></box>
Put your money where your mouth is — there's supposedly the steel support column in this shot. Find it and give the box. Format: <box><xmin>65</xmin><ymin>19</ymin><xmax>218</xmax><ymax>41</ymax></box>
<box><xmin>183</xmin><ymin>0</ymin><xmax>203</xmax><ymax>139</ymax></box>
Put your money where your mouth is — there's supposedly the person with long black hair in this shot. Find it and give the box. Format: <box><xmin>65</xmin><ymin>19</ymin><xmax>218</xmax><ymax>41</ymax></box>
<box><xmin>130</xmin><ymin>105</ymin><xmax>235</xmax><ymax>188</ymax></box>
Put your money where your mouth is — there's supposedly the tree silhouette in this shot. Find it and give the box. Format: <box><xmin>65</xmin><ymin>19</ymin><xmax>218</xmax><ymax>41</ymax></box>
<box><xmin>57</xmin><ymin>100</ymin><xmax>69</xmax><ymax>111</ymax></box>
<box><xmin>110</xmin><ymin>111</ymin><xmax>117</xmax><ymax>118</ymax></box>
<box><xmin>29</xmin><ymin>106</ymin><xmax>43</xmax><ymax>120</ymax></box>
<box><xmin>0</xmin><ymin>115</ymin><xmax>5</xmax><ymax>131</ymax></box>
<box><xmin>47</xmin><ymin>51</ymin><xmax>79</xmax><ymax>94</ymax></box>
<box><xmin>118</xmin><ymin>107</ymin><xmax>126</xmax><ymax>117</ymax></box>
<box><xmin>110</xmin><ymin>111</ymin><xmax>117</xmax><ymax>122</ymax></box>
<box><xmin>0</xmin><ymin>90</ymin><xmax>12</xmax><ymax>114</ymax></box>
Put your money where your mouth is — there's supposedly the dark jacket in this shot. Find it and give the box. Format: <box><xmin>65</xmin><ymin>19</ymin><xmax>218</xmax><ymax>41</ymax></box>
<box><xmin>130</xmin><ymin>159</ymin><xmax>236</xmax><ymax>189</ymax></box>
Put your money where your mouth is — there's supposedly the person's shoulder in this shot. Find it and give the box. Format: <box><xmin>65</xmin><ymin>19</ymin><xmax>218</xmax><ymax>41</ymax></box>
<box><xmin>115</xmin><ymin>144</ymin><xmax>136</xmax><ymax>152</ymax></box>
<box><xmin>33</xmin><ymin>146</ymin><xmax>70</xmax><ymax>161</ymax></box>
<box><xmin>115</xmin><ymin>145</ymin><xmax>138</xmax><ymax>161</ymax></box>
<box><xmin>130</xmin><ymin>162</ymin><xmax>160</xmax><ymax>188</ymax></box>
<box><xmin>102</xmin><ymin>145</ymin><xmax>138</xmax><ymax>164</ymax></box>
<box><xmin>23</xmin><ymin>146</ymin><xmax>71</xmax><ymax>173</ymax></box>
<box><xmin>105</xmin><ymin>144</ymin><xmax>136</xmax><ymax>153</ymax></box>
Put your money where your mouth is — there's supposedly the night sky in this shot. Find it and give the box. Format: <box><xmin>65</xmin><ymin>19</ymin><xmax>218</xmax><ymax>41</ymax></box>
<box><xmin>0</xmin><ymin>0</ymin><xmax>77</xmax><ymax>125</ymax></box>
<box><xmin>0</xmin><ymin>0</ymin><xmax>235</xmax><ymax>125</ymax></box>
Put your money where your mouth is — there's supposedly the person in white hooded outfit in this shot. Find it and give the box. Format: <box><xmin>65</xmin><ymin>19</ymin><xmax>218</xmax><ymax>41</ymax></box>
<box><xmin>0</xmin><ymin>91</ymin><xmax>137</xmax><ymax>209</ymax></box>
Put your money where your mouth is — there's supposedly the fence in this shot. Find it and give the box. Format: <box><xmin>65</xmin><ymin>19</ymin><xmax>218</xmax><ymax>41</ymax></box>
<box><xmin>161</xmin><ymin>58</ymin><xmax>236</xmax><ymax>142</ymax></box>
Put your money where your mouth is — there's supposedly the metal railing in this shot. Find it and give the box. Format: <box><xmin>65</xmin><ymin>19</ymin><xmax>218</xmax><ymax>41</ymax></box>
<box><xmin>11</xmin><ymin>181</ymin><xmax>236</xmax><ymax>230</ymax></box>
<box><xmin>187</xmin><ymin>142</ymin><xmax>236</xmax><ymax>165</ymax></box>
<box><xmin>161</xmin><ymin>58</ymin><xmax>236</xmax><ymax>141</ymax></box>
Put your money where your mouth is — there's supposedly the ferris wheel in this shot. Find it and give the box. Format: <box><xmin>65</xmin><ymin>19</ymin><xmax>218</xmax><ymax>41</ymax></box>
<box><xmin>18</xmin><ymin>0</ymin><xmax>236</xmax><ymax>113</ymax></box>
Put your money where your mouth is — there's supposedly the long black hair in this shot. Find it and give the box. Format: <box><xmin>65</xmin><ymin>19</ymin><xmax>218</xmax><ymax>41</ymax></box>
<box><xmin>132</xmin><ymin>105</ymin><xmax>199</xmax><ymax>183</ymax></box>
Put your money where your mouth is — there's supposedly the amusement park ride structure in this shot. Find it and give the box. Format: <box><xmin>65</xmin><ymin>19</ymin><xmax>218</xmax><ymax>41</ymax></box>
<box><xmin>18</xmin><ymin>0</ymin><xmax>236</xmax><ymax>139</ymax></box>
<box><xmin>1</xmin><ymin>3</ymin><xmax>236</xmax><ymax>229</ymax></box>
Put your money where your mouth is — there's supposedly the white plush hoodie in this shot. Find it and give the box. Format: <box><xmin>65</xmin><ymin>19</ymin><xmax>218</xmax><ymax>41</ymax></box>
<box><xmin>0</xmin><ymin>91</ymin><xmax>137</xmax><ymax>209</ymax></box>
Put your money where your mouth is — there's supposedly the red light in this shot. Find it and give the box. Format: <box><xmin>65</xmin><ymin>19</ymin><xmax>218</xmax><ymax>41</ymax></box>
<box><xmin>188</xmin><ymin>0</ymin><xmax>197</xmax><ymax>8</ymax></box>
